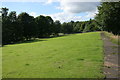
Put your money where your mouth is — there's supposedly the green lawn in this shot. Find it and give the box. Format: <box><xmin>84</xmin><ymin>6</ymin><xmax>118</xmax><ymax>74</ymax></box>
<box><xmin>2</xmin><ymin>32</ymin><xmax>105</xmax><ymax>78</ymax></box>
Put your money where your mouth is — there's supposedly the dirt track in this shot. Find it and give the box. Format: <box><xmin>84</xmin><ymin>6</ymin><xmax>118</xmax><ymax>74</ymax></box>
<box><xmin>101</xmin><ymin>33</ymin><xmax>119</xmax><ymax>79</ymax></box>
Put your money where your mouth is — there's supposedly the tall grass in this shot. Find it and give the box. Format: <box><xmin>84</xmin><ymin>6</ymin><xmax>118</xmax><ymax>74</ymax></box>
<box><xmin>103</xmin><ymin>31</ymin><xmax>120</xmax><ymax>45</ymax></box>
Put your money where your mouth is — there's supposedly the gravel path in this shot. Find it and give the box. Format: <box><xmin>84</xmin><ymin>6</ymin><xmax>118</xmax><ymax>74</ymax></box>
<box><xmin>101</xmin><ymin>33</ymin><xmax>119</xmax><ymax>79</ymax></box>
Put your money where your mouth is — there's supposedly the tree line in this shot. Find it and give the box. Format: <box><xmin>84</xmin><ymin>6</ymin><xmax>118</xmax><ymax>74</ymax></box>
<box><xmin>1</xmin><ymin>8</ymin><xmax>100</xmax><ymax>45</ymax></box>
<box><xmin>1</xmin><ymin>2</ymin><xmax>120</xmax><ymax>45</ymax></box>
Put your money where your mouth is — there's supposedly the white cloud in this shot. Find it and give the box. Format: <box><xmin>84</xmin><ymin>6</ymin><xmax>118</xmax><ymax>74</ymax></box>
<box><xmin>29</xmin><ymin>12</ymin><xmax>38</xmax><ymax>17</ymax></box>
<box><xmin>40</xmin><ymin>12</ymin><xmax>84</xmax><ymax>23</ymax></box>
<box><xmin>2</xmin><ymin>0</ymin><xmax>100</xmax><ymax>22</ymax></box>
<box><xmin>2</xmin><ymin>0</ymin><xmax>102</xmax><ymax>2</ymax></box>
<box><xmin>30</xmin><ymin>1</ymin><xmax>99</xmax><ymax>23</ymax></box>
<box><xmin>1</xmin><ymin>0</ymin><xmax>47</xmax><ymax>2</ymax></box>
<box><xmin>2</xmin><ymin>0</ymin><xmax>119</xmax><ymax>2</ymax></box>
<box><xmin>57</xmin><ymin>1</ymin><xmax>100</xmax><ymax>13</ymax></box>
<box><xmin>45</xmin><ymin>0</ymin><xmax>54</xmax><ymax>4</ymax></box>
<box><xmin>85</xmin><ymin>8</ymin><xmax>98</xmax><ymax>18</ymax></box>
<box><xmin>51</xmin><ymin>1</ymin><xmax>100</xmax><ymax>22</ymax></box>
<box><xmin>44</xmin><ymin>0</ymin><xmax>59</xmax><ymax>4</ymax></box>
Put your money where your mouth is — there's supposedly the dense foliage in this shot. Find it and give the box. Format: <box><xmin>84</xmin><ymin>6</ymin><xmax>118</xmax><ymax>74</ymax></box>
<box><xmin>1</xmin><ymin>7</ymin><xmax>99</xmax><ymax>45</ymax></box>
<box><xmin>1</xmin><ymin>2</ymin><xmax>120</xmax><ymax>45</ymax></box>
<box><xmin>95</xmin><ymin>2</ymin><xmax>120</xmax><ymax>35</ymax></box>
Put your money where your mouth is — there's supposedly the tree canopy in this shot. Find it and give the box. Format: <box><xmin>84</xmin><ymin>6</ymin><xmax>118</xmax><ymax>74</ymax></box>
<box><xmin>95</xmin><ymin>2</ymin><xmax>120</xmax><ymax>35</ymax></box>
<box><xmin>1</xmin><ymin>2</ymin><xmax>120</xmax><ymax>45</ymax></box>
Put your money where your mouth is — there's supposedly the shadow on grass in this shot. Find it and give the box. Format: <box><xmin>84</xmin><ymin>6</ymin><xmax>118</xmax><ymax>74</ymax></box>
<box><xmin>2</xmin><ymin>33</ymin><xmax>81</xmax><ymax>47</ymax></box>
<box><xmin>42</xmin><ymin>34</ymin><xmax>69</xmax><ymax>39</ymax></box>
<box><xmin>2</xmin><ymin>39</ymin><xmax>47</xmax><ymax>47</ymax></box>
<box><xmin>20</xmin><ymin>39</ymin><xmax>47</xmax><ymax>44</ymax></box>
<box><xmin>2</xmin><ymin>35</ymin><xmax>68</xmax><ymax>47</ymax></box>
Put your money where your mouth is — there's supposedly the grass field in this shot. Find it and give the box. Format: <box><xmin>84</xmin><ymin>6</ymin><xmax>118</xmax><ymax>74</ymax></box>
<box><xmin>2</xmin><ymin>32</ymin><xmax>105</xmax><ymax>78</ymax></box>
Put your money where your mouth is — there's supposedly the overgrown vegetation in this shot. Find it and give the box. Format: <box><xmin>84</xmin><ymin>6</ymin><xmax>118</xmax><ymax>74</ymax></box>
<box><xmin>103</xmin><ymin>31</ymin><xmax>120</xmax><ymax>45</ymax></box>
<box><xmin>2</xmin><ymin>32</ymin><xmax>105</xmax><ymax>78</ymax></box>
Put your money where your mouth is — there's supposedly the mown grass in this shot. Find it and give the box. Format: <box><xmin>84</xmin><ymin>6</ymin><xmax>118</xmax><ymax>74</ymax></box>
<box><xmin>2</xmin><ymin>32</ymin><xmax>105</xmax><ymax>78</ymax></box>
<box><xmin>103</xmin><ymin>31</ymin><xmax>120</xmax><ymax>45</ymax></box>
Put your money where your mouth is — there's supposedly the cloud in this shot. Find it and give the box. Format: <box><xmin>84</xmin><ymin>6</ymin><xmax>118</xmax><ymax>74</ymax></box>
<box><xmin>2</xmin><ymin>0</ymin><xmax>118</xmax><ymax>2</ymax></box>
<box><xmin>44</xmin><ymin>0</ymin><xmax>59</xmax><ymax>4</ymax></box>
<box><xmin>51</xmin><ymin>1</ymin><xmax>100</xmax><ymax>22</ymax></box>
<box><xmin>44</xmin><ymin>0</ymin><xmax>54</xmax><ymax>4</ymax></box>
<box><xmin>2</xmin><ymin>0</ymin><xmax>101</xmax><ymax>2</ymax></box>
<box><xmin>41</xmin><ymin>9</ymin><xmax>99</xmax><ymax>23</ymax></box>
<box><xmin>30</xmin><ymin>1</ymin><xmax>99</xmax><ymax>23</ymax></box>
<box><xmin>57</xmin><ymin>1</ymin><xmax>100</xmax><ymax>13</ymax></box>
<box><xmin>2</xmin><ymin>0</ymin><xmax>100</xmax><ymax>22</ymax></box>
<box><xmin>50</xmin><ymin>1</ymin><xmax>100</xmax><ymax>22</ymax></box>
<box><xmin>29</xmin><ymin>12</ymin><xmax>38</xmax><ymax>17</ymax></box>
<box><xmin>85</xmin><ymin>8</ymin><xmax>98</xmax><ymax>18</ymax></box>
<box><xmin>40</xmin><ymin>12</ymin><xmax>84</xmax><ymax>23</ymax></box>
<box><xmin>1</xmin><ymin>0</ymin><xmax>47</xmax><ymax>2</ymax></box>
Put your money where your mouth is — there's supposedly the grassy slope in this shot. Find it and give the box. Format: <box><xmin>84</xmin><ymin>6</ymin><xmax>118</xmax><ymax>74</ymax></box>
<box><xmin>2</xmin><ymin>32</ymin><xmax>105</xmax><ymax>78</ymax></box>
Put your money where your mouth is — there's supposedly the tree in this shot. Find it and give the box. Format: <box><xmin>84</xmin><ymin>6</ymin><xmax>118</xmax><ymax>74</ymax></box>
<box><xmin>1</xmin><ymin>7</ymin><xmax>11</xmax><ymax>44</ymax></box>
<box><xmin>95</xmin><ymin>2</ymin><xmax>120</xmax><ymax>35</ymax></box>
<box><xmin>18</xmin><ymin>12</ymin><xmax>37</xmax><ymax>40</ymax></box>
<box><xmin>35</xmin><ymin>15</ymin><xmax>54</xmax><ymax>37</ymax></box>
<box><xmin>61</xmin><ymin>22</ymin><xmax>68</xmax><ymax>34</ymax></box>
<box><xmin>2</xmin><ymin>11</ymin><xmax>24</xmax><ymax>44</ymax></box>
<box><xmin>83</xmin><ymin>19</ymin><xmax>101</xmax><ymax>32</ymax></box>
<box><xmin>80</xmin><ymin>22</ymin><xmax>86</xmax><ymax>32</ymax></box>
<box><xmin>35</xmin><ymin>15</ymin><xmax>47</xmax><ymax>37</ymax></box>
<box><xmin>2</xmin><ymin>16</ymin><xmax>11</xmax><ymax>44</ymax></box>
<box><xmin>73</xmin><ymin>21</ymin><xmax>81</xmax><ymax>33</ymax></box>
<box><xmin>8</xmin><ymin>11</ymin><xmax>23</xmax><ymax>42</ymax></box>
<box><xmin>1</xmin><ymin>7</ymin><xmax>9</xmax><ymax>18</ymax></box>
<box><xmin>53</xmin><ymin>20</ymin><xmax>61</xmax><ymax>36</ymax></box>
<box><xmin>8</xmin><ymin>11</ymin><xmax>17</xmax><ymax>22</ymax></box>
<box><xmin>46</xmin><ymin>16</ymin><xmax>54</xmax><ymax>36</ymax></box>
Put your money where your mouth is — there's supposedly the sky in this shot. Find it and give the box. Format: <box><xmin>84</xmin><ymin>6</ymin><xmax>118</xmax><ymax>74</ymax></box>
<box><xmin>1</xmin><ymin>0</ymin><xmax>100</xmax><ymax>23</ymax></box>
